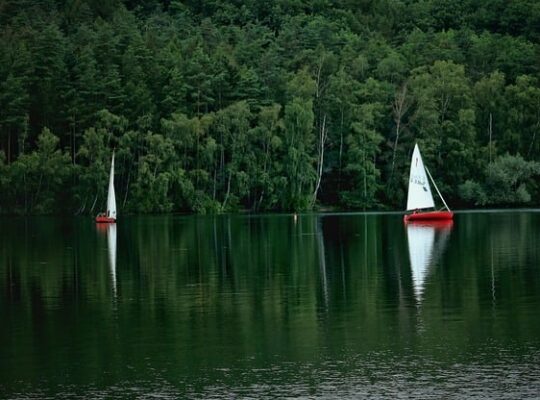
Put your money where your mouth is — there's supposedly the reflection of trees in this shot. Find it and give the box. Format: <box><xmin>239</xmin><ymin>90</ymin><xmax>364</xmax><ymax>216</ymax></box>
<box><xmin>412</xmin><ymin>212</ymin><xmax>540</xmax><ymax>350</ymax></box>
<box><xmin>1</xmin><ymin>213</ymin><xmax>540</xmax><ymax>389</ymax></box>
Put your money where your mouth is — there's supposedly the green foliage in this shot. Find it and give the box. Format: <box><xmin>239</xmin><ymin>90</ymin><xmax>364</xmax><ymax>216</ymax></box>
<box><xmin>0</xmin><ymin>1</ymin><xmax>539</xmax><ymax>214</ymax></box>
<box><xmin>282</xmin><ymin>97</ymin><xmax>316</xmax><ymax>210</ymax></box>
<box><xmin>340</xmin><ymin>104</ymin><xmax>384</xmax><ymax>209</ymax></box>
<box><xmin>9</xmin><ymin>128</ymin><xmax>72</xmax><ymax>214</ymax></box>
<box><xmin>459</xmin><ymin>154</ymin><xmax>540</xmax><ymax>206</ymax></box>
<box><xmin>130</xmin><ymin>132</ymin><xmax>176</xmax><ymax>213</ymax></box>
<box><xmin>459</xmin><ymin>180</ymin><xmax>487</xmax><ymax>206</ymax></box>
<box><xmin>75</xmin><ymin>126</ymin><xmax>112</xmax><ymax>214</ymax></box>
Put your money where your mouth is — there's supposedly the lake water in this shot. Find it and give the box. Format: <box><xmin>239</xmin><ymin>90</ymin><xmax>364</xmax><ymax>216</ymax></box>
<box><xmin>1</xmin><ymin>211</ymin><xmax>540</xmax><ymax>399</ymax></box>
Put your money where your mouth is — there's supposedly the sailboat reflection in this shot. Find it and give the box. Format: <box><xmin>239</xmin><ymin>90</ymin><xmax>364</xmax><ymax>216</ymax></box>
<box><xmin>107</xmin><ymin>223</ymin><xmax>117</xmax><ymax>295</ymax></box>
<box><xmin>406</xmin><ymin>220</ymin><xmax>453</xmax><ymax>302</ymax></box>
<box><xmin>97</xmin><ymin>223</ymin><xmax>117</xmax><ymax>295</ymax></box>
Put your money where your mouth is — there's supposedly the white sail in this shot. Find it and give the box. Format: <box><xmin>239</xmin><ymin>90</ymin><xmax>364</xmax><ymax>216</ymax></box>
<box><xmin>406</xmin><ymin>144</ymin><xmax>435</xmax><ymax>211</ymax></box>
<box><xmin>406</xmin><ymin>224</ymin><xmax>436</xmax><ymax>300</ymax></box>
<box><xmin>107</xmin><ymin>224</ymin><xmax>117</xmax><ymax>295</ymax></box>
<box><xmin>106</xmin><ymin>153</ymin><xmax>117</xmax><ymax>219</ymax></box>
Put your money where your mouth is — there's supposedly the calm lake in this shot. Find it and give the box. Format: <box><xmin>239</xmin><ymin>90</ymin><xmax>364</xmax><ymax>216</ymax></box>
<box><xmin>1</xmin><ymin>211</ymin><xmax>540</xmax><ymax>399</ymax></box>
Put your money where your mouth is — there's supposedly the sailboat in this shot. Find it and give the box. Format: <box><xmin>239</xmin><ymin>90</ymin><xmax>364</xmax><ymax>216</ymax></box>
<box><xmin>96</xmin><ymin>153</ymin><xmax>117</xmax><ymax>223</ymax></box>
<box><xmin>404</xmin><ymin>144</ymin><xmax>453</xmax><ymax>222</ymax></box>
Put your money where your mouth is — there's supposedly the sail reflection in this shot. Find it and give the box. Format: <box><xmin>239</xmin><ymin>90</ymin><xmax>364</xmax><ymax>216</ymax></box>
<box><xmin>97</xmin><ymin>223</ymin><xmax>117</xmax><ymax>295</ymax></box>
<box><xmin>107</xmin><ymin>224</ymin><xmax>117</xmax><ymax>295</ymax></box>
<box><xmin>406</xmin><ymin>220</ymin><xmax>453</xmax><ymax>302</ymax></box>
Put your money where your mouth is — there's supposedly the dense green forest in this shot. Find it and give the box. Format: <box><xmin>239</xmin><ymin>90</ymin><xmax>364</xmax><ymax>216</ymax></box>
<box><xmin>1</xmin><ymin>0</ymin><xmax>540</xmax><ymax>214</ymax></box>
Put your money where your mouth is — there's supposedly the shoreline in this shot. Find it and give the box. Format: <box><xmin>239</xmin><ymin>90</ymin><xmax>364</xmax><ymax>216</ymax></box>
<box><xmin>1</xmin><ymin>208</ymin><xmax>540</xmax><ymax>218</ymax></box>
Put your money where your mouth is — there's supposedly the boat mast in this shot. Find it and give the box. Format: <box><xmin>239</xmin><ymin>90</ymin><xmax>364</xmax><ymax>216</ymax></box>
<box><xmin>425</xmin><ymin>166</ymin><xmax>450</xmax><ymax>211</ymax></box>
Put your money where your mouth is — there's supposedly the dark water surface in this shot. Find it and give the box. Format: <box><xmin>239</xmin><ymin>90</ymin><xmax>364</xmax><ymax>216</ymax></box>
<box><xmin>1</xmin><ymin>211</ymin><xmax>540</xmax><ymax>399</ymax></box>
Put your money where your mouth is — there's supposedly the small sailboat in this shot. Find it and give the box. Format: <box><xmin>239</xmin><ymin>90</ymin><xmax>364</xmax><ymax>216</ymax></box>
<box><xmin>404</xmin><ymin>144</ymin><xmax>453</xmax><ymax>222</ymax></box>
<box><xmin>96</xmin><ymin>153</ymin><xmax>117</xmax><ymax>223</ymax></box>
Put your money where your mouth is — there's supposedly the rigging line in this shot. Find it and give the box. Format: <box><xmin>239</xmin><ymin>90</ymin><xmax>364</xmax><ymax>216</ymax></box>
<box><xmin>425</xmin><ymin>166</ymin><xmax>451</xmax><ymax>212</ymax></box>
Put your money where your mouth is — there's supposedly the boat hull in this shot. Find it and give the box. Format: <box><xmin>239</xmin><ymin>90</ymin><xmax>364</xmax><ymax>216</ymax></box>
<box><xmin>95</xmin><ymin>216</ymin><xmax>116</xmax><ymax>223</ymax></box>
<box><xmin>403</xmin><ymin>211</ymin><xmax>453</xmax><ymax>223</ymax></box>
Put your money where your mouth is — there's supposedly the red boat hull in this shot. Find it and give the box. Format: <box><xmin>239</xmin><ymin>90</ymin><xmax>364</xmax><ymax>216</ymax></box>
<box><xmin>403</xmin><ymin>210</ymin><xmax>453</xmax><ymax>223</ymax></box>
<box><xmin>95</xmin><ymin>216</ymin><xmax>116</xmax><ymax>223</ymax></box>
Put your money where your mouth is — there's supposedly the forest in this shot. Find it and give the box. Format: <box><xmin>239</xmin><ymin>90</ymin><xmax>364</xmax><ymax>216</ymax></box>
<box><xmin>1</xmin><ymin>0</ymin><xmax>540</xmax><ymax>214</ymax></box>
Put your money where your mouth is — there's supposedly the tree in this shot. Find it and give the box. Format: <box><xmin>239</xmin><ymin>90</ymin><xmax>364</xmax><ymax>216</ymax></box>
<box><xmin>382</xmin><ymin>81</ymin><xmax>415</xmax><ymax>207</ymax></box>
<box><xmin>75</xmin><ymin>127</ymin><xmax>113</xmax><ymax>214</ymax></box>
<box><xmin>248</xmin><ymin>103</ymin><xmax>284</xmax><ymax>210</ymax></box>
<box><xmin>212</xmin><ymin>101</ymin><xmax>252</xmax><ymax>211</ymax></box>
<box><xmin>130</xmin><ymin>133</ymin><xmax>176</xmax><ymax>213</ymax></box>
<box><xmin>28</xmin><ymin>23</ymin><xmax>68</xmax><ymax>134</ymax></box>
<box><xmin>183</xmin><ymin>42</ymin><xmax>216</xmax><ymax>115</ymax></box>
<box><xmin>473</xmin><ymin>71</ymin><xmax>506</xmax><ymax>165</ymax></box>
<box><xmin>409</xmin><ymin>61</ymin><xmax>476</xmax><ymax>194</ymax></box>
<box><xmin>326</xmin><ymin>68</ymin><xmax>360</xmax><ymax>195</ymax></box>
<box><xmin>460</xmin><ymin>154</ymin><xmax>540</xmax><ymax>206</ymax></box>
<box><xmin>277</xmin><ymin>69</ymin><xmax>318</xmax><ymax>210</ymax></box>
<box><xmin>0</xmin><ymin>74</ymin><xmax>29</xmax><ymax>163</ymax></box>
<box><xmin>340</xmin><ymin>103</ymin><xmax>384</xmax><ymax>209</ymax></box>
<box><xmin>10</xmin><ymin>128</ymin><xmax>72</xmax><ymax>214</ymax></box>
<box><xmin>503</xmin><ymin>75</ymin><xmax>540</xmax><ymax>160</ymax></box>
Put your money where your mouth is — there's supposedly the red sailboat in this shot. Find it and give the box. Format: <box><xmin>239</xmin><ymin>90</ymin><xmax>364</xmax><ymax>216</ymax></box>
<box><xmin>404</xmin><ymin>144</ymin><xmax>453</xmax><ymax>223</ymax></box>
